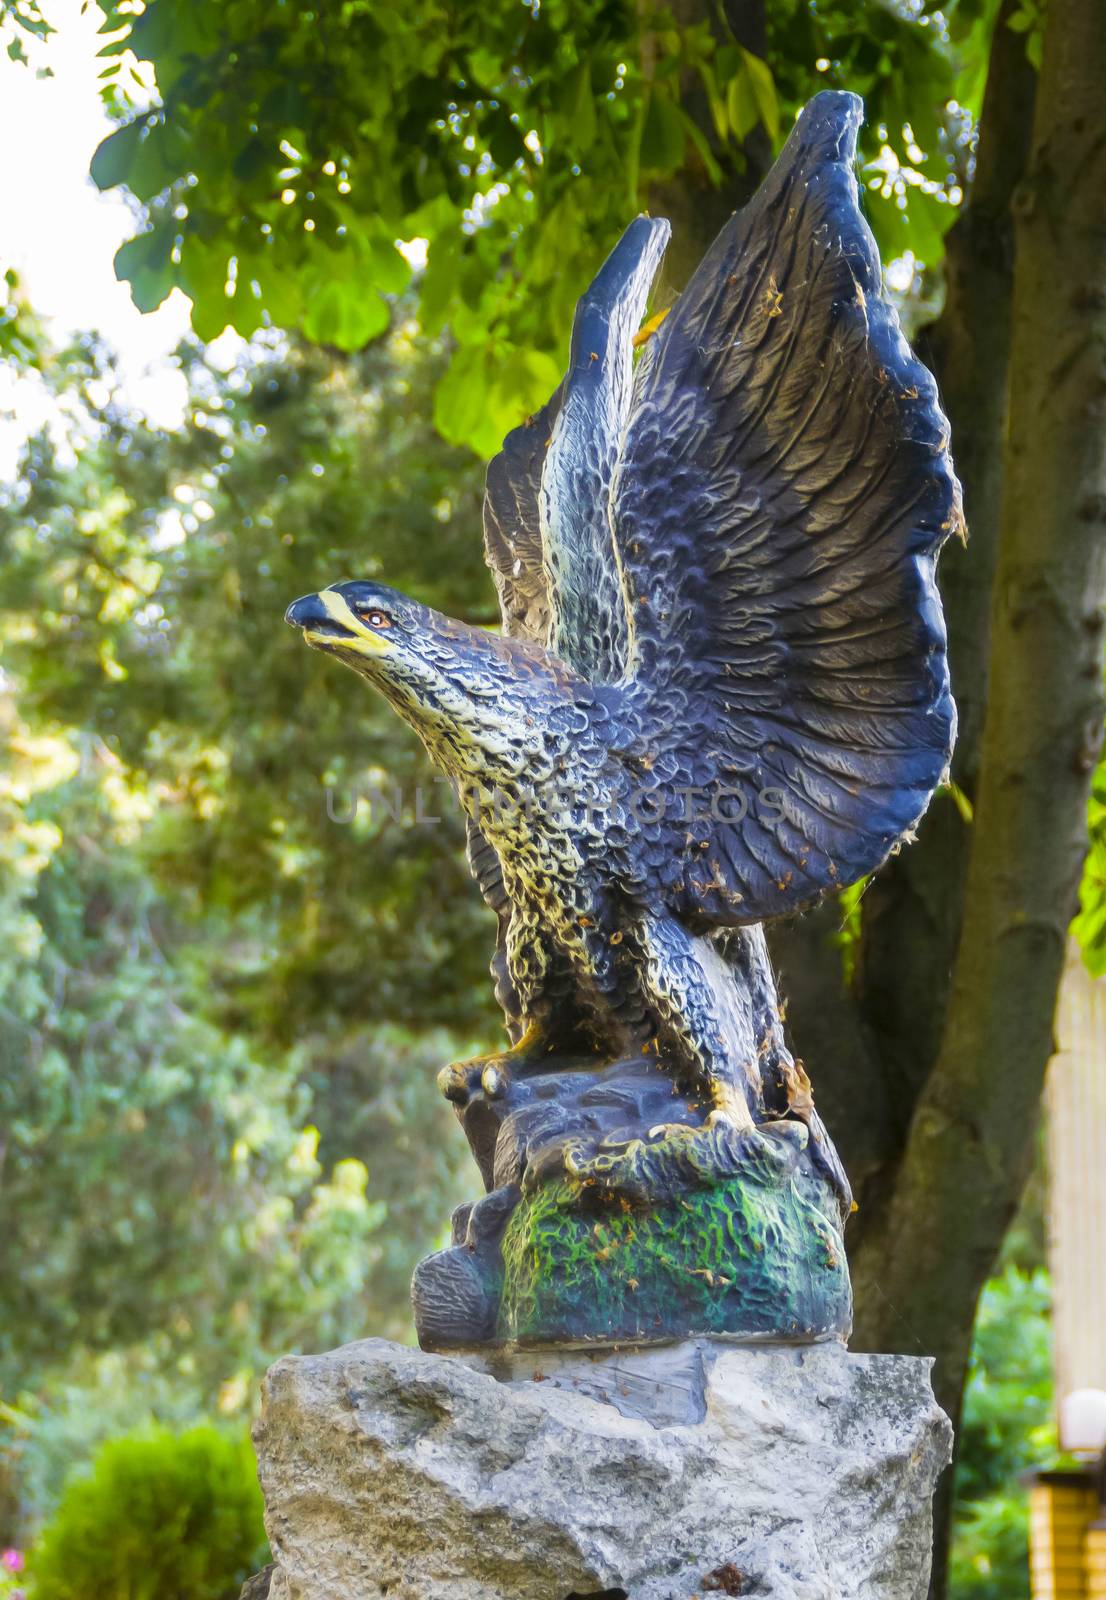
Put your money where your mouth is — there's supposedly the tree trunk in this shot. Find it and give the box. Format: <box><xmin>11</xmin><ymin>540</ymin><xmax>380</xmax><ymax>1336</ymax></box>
<box><xmin>644</xmin><ymin>0</ymin><xmax>768</xmax><ymax>286</ymax></box>
<box><xmin>850</xmin><ymin>5</ymin><xmax>1106</xmax><ymax>1592</ymax></box>
<box><xmin>851</xmin><ymin>0</ymin><xmax>1039</xmax><ymax>1125</ymax></box>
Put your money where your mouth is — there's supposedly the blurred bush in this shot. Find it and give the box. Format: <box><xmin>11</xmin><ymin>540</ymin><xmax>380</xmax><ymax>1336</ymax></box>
<box><xmin>0</xmin><ymin>330</ymin><xmax>484</xmax><ymax>1540</ymax></box>
<box><xmin>28</xmin><ymin>1426</ymin><xmax>267</xmax><ymax>1600</ymax></box>
<box><xmin>950</xmin><ymin>1265</ymin><xmax>1064</xmax><ymax>1599</ymax></box>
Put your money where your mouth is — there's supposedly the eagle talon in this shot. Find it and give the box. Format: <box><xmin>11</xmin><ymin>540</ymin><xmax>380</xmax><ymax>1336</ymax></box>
<box><xmin>437</xmin><ymin>1060</ymin><xmax>486</xmax><ymax>1107</ymax></box>
<box><xmin>705</xmin><ymin>1108</ymin><xmax>738</xmax><ymax>1130</ymax></box>
<box><xmin>707</xmin><ymin>1082</ymin><xmax>756</xmax><ymax>1132</ymax></box>
<box><xmin>481</xmin><ymin>1063</ymin><xmax>507</xmax><ymax>1099</ymax></box>
<box><xmin>439</xmin><ymin>1025</ymin><xmax>550</xmax><ymax>1108</ymax></box>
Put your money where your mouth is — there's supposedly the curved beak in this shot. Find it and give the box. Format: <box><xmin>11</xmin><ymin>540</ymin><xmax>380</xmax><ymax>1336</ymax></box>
<box><xmin>285</xmin><ymin>588</ymin><xmax>395</xmax><ymax>658</ymax></box>
<box><xmin>285</xmin><ymin>592</ymin><xmax>330</xmax><ymax>628</ymax></box>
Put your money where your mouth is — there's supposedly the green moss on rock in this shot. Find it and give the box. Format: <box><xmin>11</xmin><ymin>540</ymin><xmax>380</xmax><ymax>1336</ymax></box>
<box><xmin>498</xmin><ymin>1152</ymin><xmax>851</xmax><ymax>1346</ymax></box>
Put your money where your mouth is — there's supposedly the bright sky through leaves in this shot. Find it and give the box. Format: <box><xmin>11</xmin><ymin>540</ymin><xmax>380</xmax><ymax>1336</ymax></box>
<box><xmin>0</xmin><ymin>0</ymin><xmax>192</xmax><ymax>471</ymax></box>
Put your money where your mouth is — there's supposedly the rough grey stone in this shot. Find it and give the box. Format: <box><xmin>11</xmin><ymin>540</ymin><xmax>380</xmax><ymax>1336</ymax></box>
<box><xmin>254</xmin><ymin>1337</ymin><xmax>952</xmax><ymax>1600</ymax></box>
<box><xmin>239</xmin><ymin>1566</ymin><xmax>274</xmax><ymax>1599</ymax></box>
<box><xmin>462</xmin><ymin>1334</ymin><xmax>845</xmax><ymax>1426</ymax></box>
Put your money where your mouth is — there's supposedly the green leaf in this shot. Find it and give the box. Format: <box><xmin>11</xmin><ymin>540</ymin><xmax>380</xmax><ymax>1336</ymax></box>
<box><xmin>113</xmin><ymin>227</ymin><xmax>174</xmax><ymax>314</ymax></box>
<box><xmin>492</xmin><ymin>345</ymin><xmax>561</xmax><ymax>426</ymax></box>
<box><xmin>231</xmin><ymin>136</ymin><xmax>270</xmax><ymax>184</ymax></box>
<box><xmin>366</xmin><ymin>236</ymin><xmax>412</xmax><ymax>298</ymax></box>
<box><xmin>433</xmin><ymin>343</ymin><xmax>493</xmax><ymax>450</ymax></box>
<box><xmin>435</xmin><ymin>342</ymin><xmax>562</xmax><ymax>458</ymax></box>
<box><xmin>190</xmin><ymin>297</ymin><xmax>230</xmax><ymax>345</ymax></box>
<box><xmin>639</xmin><ymin>87</ymin><xmax>685</xmax><ymax>174</ymax></box>
<box><xmin>487</xmin><ymin>110</ymin><xmax>526</xmax><ymax>170</ymax></box>
<box><xmin>696</xmin><ymin>59</ymin><xmax>728</xmax><ymax>142</ymax></box>
<box><xmin>450</xmin><ymin>299</ymin><xmax>490</xmax><ymax>347</ymax></box>
<box><xmin>225</xmin><ymin>279</ymin><xmax>264</xmax><ymax>340</ymax></box>
<box><xmin>297</xmin><ymin>281</ymin><xmax>346</xmax><ymax>343</ymax></box>
<box><xmin>572</xmin><ymin>60</ymin><xmax>598</xmax><ymax>154</ymax></box>
<box><xmin>740</xmin><ymin>48</ymin><xmax>779</xmax><ymax>142</ymax></box>
<box><xmin>126</xmin><ymin>0</ymin><xmax>175</xmax><ymax>61</ymax></box>
<box><xmin>257</xmin><ymin>268</ymin><xmax>304</xmax><ymax>330</ymax></box>
<box><xmin>865</xmin><ymin>183</ymin><xmax>955</xmax><ymax>268</ymax></box>
<box><xmin>418</xmin><ymin>231</ymin><xmax>460</xmax><ymax>336</ymax></box>
<box><xmin>124</xmin><ymin>125</ymin><xmax>172</xmax><ymax>204</ymax></box>
<box><xmin>178</xmin><ymin>236</ymin><xmax>231</xmax><ymax>332</ymax></box>
<box><xmin>90</xmin><ymin>118</ymin><xmax>145</xmax><ymax>191</ymax></box>
<box><xmin>680</xmin><ymin>109</ymin><xmax>722</xmax><ymax>186</ymax></box>
<box><xmin>302</xmin><ymin>281</ymin><xmax>390</xmax><ymax>349</ymax></box>
<box><xmin>725</xmin><ymin>69</ymin><xmax>759</xmax><ymax>144</ymax></box>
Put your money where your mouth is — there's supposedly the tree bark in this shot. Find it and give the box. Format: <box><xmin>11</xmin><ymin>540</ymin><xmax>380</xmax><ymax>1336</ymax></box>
<box><xmin>852</xmin><ymin>0</ymin><xmax>1039</xmax><ymax>1125</ymax></box>
<box><xmin>644</xmin><ymin>0</ymin><xmax>769</xmax><ymax>286</ymax></box>
<box><xmin>849</xmin><ymin>0</ymin><xmax>1106</xmax><ymax>1458</ymax></box>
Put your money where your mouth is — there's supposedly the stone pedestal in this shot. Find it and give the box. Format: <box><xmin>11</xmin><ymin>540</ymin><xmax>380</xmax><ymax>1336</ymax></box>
<box><xmin>251</xmin><ymin>1336</ymin><xmax>951</xmax><ymax>1600</ymax></box>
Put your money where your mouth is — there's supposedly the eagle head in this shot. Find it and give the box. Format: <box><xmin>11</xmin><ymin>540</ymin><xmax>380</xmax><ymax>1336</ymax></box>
<box><xmin>285</xmin><ymin>579</ymin><xmax>584</xmax><ymax>787</ymax></box>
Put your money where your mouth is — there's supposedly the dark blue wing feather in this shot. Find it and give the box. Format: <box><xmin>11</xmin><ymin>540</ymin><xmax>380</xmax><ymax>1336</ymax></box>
<box><xmin>539</xmin><ymin>215</ymin><xmax>669</xmax><ymax>680</ymax></box>
<box><xmin>482</xmin><ymin>217</ymin><xmax>670</xmax><ymax>673</ymax></box>
<box><xmin>483</xmin><ymin>384</ymin><xmax>561</xmax><ymax>642</ymax></box>
<box><xmin>613</xmin><ymin>90</ymin><xmax>959</xmax><ymax>921</ymax></box>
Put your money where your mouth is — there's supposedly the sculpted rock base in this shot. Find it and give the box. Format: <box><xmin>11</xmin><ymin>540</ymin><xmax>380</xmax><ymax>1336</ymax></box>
<box><xmin>252</xmin><ymin>1336</ymin><xmax>951</xmax><ymax>1600</ymax></box>
<box><xmin>414</xmin><ymin>1051</ymin><xmax>852</xmax><ymax>1351</ymax></box>
<box><xmin>496</xmin><ymin>1152</ymin><xmax>850</xmax><ymax>1347</ymax></box>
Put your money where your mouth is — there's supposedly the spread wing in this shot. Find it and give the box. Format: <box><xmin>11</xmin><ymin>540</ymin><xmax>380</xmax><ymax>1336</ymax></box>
<box><xmin>539</xmin><ymin>215</ymin><xmax>669</xmax><ymax>679</ymax></box>
<box><xmin>482</xmin><ymin>215</ymin><xmax>668</xmax><ymax>674</ymax></box>
<box><xmin>612</xmin><ymin>90</ymin><xmax>959</xmax><ymax>923</ymax></box>
<box><xmin>482</xmin><ymin>385</ymin><xmax>561</xmax><ymax>644</ymax></box>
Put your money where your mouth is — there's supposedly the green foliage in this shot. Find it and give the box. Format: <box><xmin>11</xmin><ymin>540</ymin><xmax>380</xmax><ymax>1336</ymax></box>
<box><xmin>0</xmin><ymin>760</ymin><xmax>381</xmax><ymax>1386</ymax></box>
<box><xmin>0</xmin><ymin>0</ymin><xmax>52</xmax><ymax>67</ymax></box>
<box><xmin>0</xmin><ymin>329</ymin><xmax>497</xmax><ymax>1040</ymax></box>
<box><xmin>87</xmin><ymin>0</ymin><xmax>993</xmax><ymax>450</ymax></box>
<box><xmin>949</xmin><ymin>1266</ymin><xmax>1062</xmax><ymax>1599</ymax></box>
<box><xmin>3</xmin><ymin>1348</ymin><xmax>244</xmax><ymax>1546</ymax></box>
<box><xmin>0</xmin><ymin>269</ymin><xmax>45</xmax><ymax>366</ymax></box>
<box><xmin>28</xmin><ymin>1427</ymin><xmax>267</xmax><ymax>1600</ymax></box>
<box><xmin>1005</xmin><ymin>0</ymin><xmax>1046</xmax><ymax>71</ymax></box>
<box><xmin>0</xmin><ymin>329</ymin><xmax>489</xmax><ymax>1531</ymax></box>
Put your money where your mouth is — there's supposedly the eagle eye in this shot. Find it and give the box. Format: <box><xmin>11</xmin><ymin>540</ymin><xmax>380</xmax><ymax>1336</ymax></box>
<box><xmin>356</xmin><ymin>605</ymin><xmax>392</xmax><ymax>629</ymax></box>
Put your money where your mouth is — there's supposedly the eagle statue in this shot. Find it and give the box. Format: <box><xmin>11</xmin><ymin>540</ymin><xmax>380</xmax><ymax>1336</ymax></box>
<box><xmin>286</xmin><ymin>90</ymin><xmax>959</xmax><ymax>1349</ymax></box>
